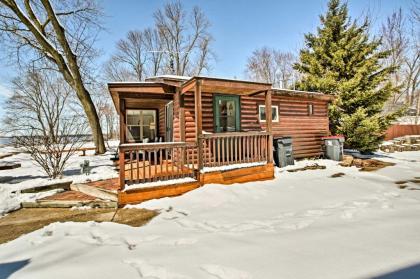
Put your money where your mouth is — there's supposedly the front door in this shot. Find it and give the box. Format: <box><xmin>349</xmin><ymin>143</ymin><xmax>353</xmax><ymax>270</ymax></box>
<box><xmin>165</xmin><ymin>101</ymin><xmax>174</xmax><ymax>141</ymax></box>
<box><xmin>214</xmin><ymin>95</ymin><xmax>240</xmax><ymax>132</ymax></box>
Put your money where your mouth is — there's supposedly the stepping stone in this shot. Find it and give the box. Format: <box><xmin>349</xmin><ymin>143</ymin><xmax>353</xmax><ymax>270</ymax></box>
<box><xmin>22</xmin><ymin>191</ymin><xmax>117</xmax><ymax>208</ymax></box>
<box><xmin>20</xmin><ymin>181</ymin><xmax>72</xmax><ymax>193</ymax></box>
<box><xmin>0</xmin><ymin>162</ymin><xmax>21</xmax><ymax>170</ymax></box>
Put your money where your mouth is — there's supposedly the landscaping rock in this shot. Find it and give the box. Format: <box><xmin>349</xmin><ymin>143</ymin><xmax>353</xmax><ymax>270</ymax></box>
<box><xmin>21</xmin><ymin>181</ymin><xmax>72</xmax><ymax>193</ymax></box>
<box><xmin>339</xmin><ymin>155</ymin><xmax>353</xmax><ymax>167</ymax></box>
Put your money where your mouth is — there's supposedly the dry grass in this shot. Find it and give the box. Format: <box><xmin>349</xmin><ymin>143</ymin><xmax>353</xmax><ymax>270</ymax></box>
<box><xmin>0</xmin><ymin>208</ymin><xmax>158</xmax><ymax>244</ymax></box>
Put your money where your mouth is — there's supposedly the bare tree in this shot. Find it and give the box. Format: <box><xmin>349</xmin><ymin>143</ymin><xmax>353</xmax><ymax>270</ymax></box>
<box><xmin>3</xmin><ymin>70</ymin><xmax>87</xmax><ymax>178</ymax></box>
<box><xmin>381</xmin><ymin>9</ymin><xmax>408</xmax><ymax>105</ymax></box>
<box><xmin>246</xmin><ymin>47</ymin><xmax>298</xmax><ymax>88</ymax></box>
<box><xmin>0</xmin><ymin>0</ymin><xmax>106</xmax><ymax>153</ymax></box>
<box><xmin>381</xmin><ymin>5</ymin><xmax>420</xmax><ymax>123</ymax></box>
<box><xmin>104</xmin><ymin>28</ymin><xmax>164</xmax><ymax>82</ymax></box>
<box><xmin>153</xmin><ymin>0</ymin><xmax>213</xmax><ymax>76</ymax></box>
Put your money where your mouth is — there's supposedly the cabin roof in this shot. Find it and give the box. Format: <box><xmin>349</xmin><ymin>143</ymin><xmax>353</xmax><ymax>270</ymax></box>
<box><xmin>108</xmin><ymin>75</ymin><xmax>334</xmax><ymax>112</ymax></box>
<box><xmin>180</xmin><ymin>76</ymin><xmax>272</xmax><ymax>95</ymax></box>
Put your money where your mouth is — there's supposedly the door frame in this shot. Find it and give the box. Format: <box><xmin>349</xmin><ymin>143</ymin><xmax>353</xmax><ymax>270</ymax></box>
<box><xmin>165</xmin><ymin>101</ymin><xmax>174</xmax><ymax>142</ymax></box>
<box><xmin>213</xmin><ymin>94</ymin><xmax>241</xmax><ymax>133</ymax></box>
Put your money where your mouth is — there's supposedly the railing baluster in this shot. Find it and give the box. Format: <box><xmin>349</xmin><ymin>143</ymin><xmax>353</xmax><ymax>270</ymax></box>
<box><xmin>238</xmin><ymin>137</ymin><xmax>243</xmax><ymax>163</ymax></box>
<box><xmin>160</xmin><ymin>149</ymin><xmax>163</xmax><ymax>181</ymax></box>
<box><xmin>154</xmin><ymin>150</ymin><xmax>158</xmax><ymax>182</ymax></box>
<box><xmin>147</xmin><ymin>150</ymin><xmax>152</xmax><ymax>182</ymax></box>
<box><xmin>178</xmin><ymin>147</ymin><xmax>183</xmax><ymax>178</ymax></box>
<box><xmin>208</xmin><ymin>139</ymin><xmax>211</xmax><ymax>167</ymax></box>
<box><xmin>217</xmin><ymin>138</ymin><xmax>220</xmax><ymax>166</ymax></box>
<box><xmin>221</xmin><ymin>137</ymin><xmax>225</xmax><ymax>165</ymax></box>
<box><xmin>171</xmin><ymin>148</ymin><xmax>175</xmax><ymax>180</ymax></box>
<box><xmin>136</xmin><ymin>150</ymin><xmax>140</xmax><ymax>184</ymax></box>
<box><xmin>129</xmin><ymin>151</ymin><xmax>133</xmax><ymax>183</ymax></box>
<box><xmin>229</xmin><ymin>137</ymin><xmax>233</xmax><ymax>165</ymax></box>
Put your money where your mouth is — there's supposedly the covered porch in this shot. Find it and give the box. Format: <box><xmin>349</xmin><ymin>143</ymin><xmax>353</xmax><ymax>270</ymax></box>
<box><xmin>109</xmin><ymin>76</ymin><xmax>275</xmax><ymax>204</ymax></box>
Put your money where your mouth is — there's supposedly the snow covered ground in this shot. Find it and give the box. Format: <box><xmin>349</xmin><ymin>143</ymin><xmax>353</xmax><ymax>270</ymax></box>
<box><xmin>0</xmin><ymin>151</ymin><xmax>420</xmax><ymax>278</ymax></box>
<box><xmin>0</xmin><ymin>141</ymin><xmax>119</xmax><ymax>215</ymax></box>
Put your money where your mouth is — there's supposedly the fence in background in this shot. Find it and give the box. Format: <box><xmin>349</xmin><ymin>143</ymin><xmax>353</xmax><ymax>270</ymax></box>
<box><xmin>385</xmin><ymin>125</ymin><xmax>420</xmax><ymax>140</ymax></box>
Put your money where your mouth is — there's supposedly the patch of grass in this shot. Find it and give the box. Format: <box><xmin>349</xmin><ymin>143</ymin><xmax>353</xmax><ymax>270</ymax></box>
<box><xmin>0</xmin><ymin>208</ymin><xmax>158</xmax><ymax>244</ymax></box>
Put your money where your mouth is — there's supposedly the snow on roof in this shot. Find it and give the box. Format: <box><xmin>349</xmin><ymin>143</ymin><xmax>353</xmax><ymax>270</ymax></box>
<box><xmin>147</xmin><ymin>75</ymin><xmax>191</xmax><ymax>81</ymax></box>
<box><xmin>272</xmin><ymin>87</ymin><xmax>324</xmax><ymax>95</ymax></box>
<box><xmin>107</xmin><ymin>81</ymin><xmax>157</xmax><ymax>85</ymax></box>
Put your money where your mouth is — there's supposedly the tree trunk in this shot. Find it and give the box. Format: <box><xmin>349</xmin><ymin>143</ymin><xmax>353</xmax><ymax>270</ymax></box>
<box><xmin>74</xmin><ymin>84</ymin><xmax>106</xmax><ymax>154</ymax></box>
<box><xmin>416</xmin><ymin>92</ymin><xmax>420</xmax><ymax>125</ymax></box>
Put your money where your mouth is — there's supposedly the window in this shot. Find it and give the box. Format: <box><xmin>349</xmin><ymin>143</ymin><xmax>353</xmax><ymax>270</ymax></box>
<box><xmin>259</xmin><ymin>105</ymin><xmax>279</xmax><ymax>122</ymax></box>
<box><xmin>308</xmin><ymin>103</ymin><xmax>314</xmax><ymax>115</ymax></box>
<box><xmin>126</xmin><ymin>109</ymin><xmax>157</xmax><ymax>142</ymax></box>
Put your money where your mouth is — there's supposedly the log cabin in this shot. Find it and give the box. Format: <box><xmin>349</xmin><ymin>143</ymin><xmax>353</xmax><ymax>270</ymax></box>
<box><xmin>108</xmin><ymin>75</ymin><xmax>334</xmax><ymax>204</ymax></box>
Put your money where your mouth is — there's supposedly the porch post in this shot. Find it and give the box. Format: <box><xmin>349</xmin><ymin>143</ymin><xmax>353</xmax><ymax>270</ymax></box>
<box><xmin>265</xmin><ymin>90</ymin><xmax>273</xmax><ymax>163</ymax></box>
<box><xmin>178</xmin><ymin>88</ymin><xmax>186</xmax><ymax>142</ymax></box>
<box><xmin>195</xmin><ymin>80</ymin><xmax>203</xmax><ymax>179</ymax></box>
<box><xmin>195</xmin><ymin>80</ymin><xmax>203</xmax><ymax>140</ymax></box>
<box><xmin>119</xmin><ymin>98</ymin><xmax>126</xmax><ymax>190</ymax></box>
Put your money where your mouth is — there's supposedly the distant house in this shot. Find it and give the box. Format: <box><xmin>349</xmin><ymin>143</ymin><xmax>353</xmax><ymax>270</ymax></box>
<box><xmin>108</xmin><ymin>75</ymin><xmax>334</xmax><ymax>204</ymax></box>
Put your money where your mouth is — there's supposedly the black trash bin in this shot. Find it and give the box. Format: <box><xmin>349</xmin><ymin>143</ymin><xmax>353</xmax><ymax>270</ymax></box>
<box><xmin>273</xmin><ymin>137</ymin><xmax>294</xmax><ymax>168</ymax></box>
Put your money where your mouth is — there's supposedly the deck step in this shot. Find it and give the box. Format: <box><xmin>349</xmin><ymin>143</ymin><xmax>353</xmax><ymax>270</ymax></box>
<box><xmin>70</xmin><ymin>183</ymin><xmax>118</xmax><ymax>202</ymax></box>
<box><xmin>22</xmin><ymin>190</ymin><xmax>117</xmax><ymax>208</ymax></box>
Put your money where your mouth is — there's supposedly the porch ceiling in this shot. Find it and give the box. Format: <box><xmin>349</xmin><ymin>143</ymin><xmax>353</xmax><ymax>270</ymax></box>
<box><xmin>181</xmin><ymin>77</ymin><xmax>272</xmax><ymax>95</ymax></box>
<box><xmin>108</xmin><ymin>82</ymin><xmax>175</xmax><ymax>113</ymax></box>
<box><xmin>124</xmin><ymin>98</ymin><xmax>172</xmax><ymax>109</ymax></box>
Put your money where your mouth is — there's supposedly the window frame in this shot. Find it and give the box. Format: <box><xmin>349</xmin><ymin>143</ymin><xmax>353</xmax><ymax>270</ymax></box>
<box><xmin>125</xmin><ymin>109</ymin><xmax>158</xmax><ymax>142</ymax></box>
<box><xmin>258</xmin><ymin>104</ymin><xmax>279</xmax><ymax>123</ymax></box>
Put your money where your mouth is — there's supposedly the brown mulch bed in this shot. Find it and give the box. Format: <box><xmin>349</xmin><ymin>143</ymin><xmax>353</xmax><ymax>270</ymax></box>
<box><xmin>0</xmin><ymin>208</ymin><xmax>158</xmax><ymax>244</ymax></box>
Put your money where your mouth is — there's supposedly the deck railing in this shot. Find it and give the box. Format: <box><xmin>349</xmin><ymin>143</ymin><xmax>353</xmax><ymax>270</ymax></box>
<box><xmin>118</xmin><ymin>131</ymin><xmax>271</xmax><ymax>189</ymax></box>
<box><xmin>199</xmin><ymin>131</ymin><xmax>270</xmax><ymax>168</ymax></box>
<box><xmin>119</xmin><ymin>142</ymin><xmax>198</xmax><ymax>188</ymax></box>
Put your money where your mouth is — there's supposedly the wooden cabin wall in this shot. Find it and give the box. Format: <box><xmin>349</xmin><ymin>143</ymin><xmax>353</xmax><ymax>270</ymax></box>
<box><xmin>182</xmin><ymin>92</ymin><xmax>214</xmax><ymax>142</ymax></box>
<box><xmin>180</xmin><ymin>92</ymin><xmax>330</xmax><ymax>158</ymax></box>
<box><xmin>241</xmin><ymin>95</ymin><xmax>329</xmax><ymax>158</ymax></box>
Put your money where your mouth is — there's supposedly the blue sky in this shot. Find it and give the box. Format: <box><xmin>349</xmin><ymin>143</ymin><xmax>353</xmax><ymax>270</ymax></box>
<box><xmin>0</xmin><ymin>0</ymin><xmax>414</xmax><ymax>119</ymax></box>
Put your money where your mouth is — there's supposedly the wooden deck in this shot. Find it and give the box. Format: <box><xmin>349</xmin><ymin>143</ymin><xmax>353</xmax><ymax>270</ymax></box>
<box><xmin>124</xmin><ymin>160</ymin><xmax>196</xmax><ymax>184</ymax></box>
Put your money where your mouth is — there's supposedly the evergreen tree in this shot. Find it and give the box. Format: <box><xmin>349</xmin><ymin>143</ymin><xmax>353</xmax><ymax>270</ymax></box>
<box><xmin>294</xmin><ymin>0</ymin><xmax>403</xmax><ymax>153</ymax></box>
